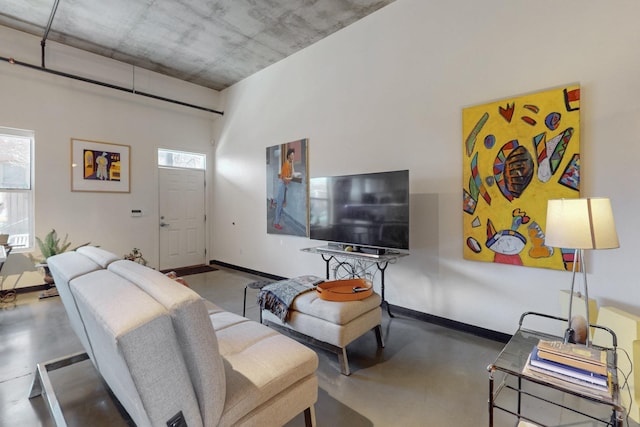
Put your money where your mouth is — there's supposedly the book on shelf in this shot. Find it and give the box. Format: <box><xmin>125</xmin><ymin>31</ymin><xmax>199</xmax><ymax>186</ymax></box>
<box><xmin>536</xmin><ymin>339</ymin><xmax>608</xmax><ymax>376</ymax></box>
<box><xmin>522</xmin><ymin>359</ymin><xmax>613</xmax><ymax>402</ymax></box>
<box><xmin>524</xmin><ymin>346</ymin><xmax>613</xmax><ymax>395</ymax></box>
<box><xmin>529</xmin><ymin>346</ymin><xmax>608</xmax><ymax>387</ymax></box>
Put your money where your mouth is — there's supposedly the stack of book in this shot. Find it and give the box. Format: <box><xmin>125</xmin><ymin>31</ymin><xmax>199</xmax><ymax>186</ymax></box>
<box><xmin>523</xmin><ymin>339</ymin><xmax>612</xmax><ymax>400</ymax></box>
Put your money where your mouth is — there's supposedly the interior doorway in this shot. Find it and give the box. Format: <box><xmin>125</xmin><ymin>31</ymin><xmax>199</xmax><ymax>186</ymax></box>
<box><xmin>158</xmin><ymin>150</ymin><xmax>207</xmax><ymax>270</ymax></box>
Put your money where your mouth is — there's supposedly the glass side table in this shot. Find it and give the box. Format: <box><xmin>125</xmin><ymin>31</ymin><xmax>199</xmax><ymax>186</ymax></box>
<box><xmin>488</xmin><ymin>311</ymin><xmax>625</xmax><ymax>427</ymax></box>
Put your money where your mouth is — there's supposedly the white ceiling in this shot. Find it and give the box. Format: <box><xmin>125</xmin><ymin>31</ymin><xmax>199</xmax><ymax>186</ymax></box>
<box><xmin>0</xmin><ymin>0</ymin><xmax>395</xmax><ymax>91</ymax></box>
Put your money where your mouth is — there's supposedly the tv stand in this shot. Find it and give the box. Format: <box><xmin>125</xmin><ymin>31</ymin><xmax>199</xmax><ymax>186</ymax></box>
<box><xmin>355</xmin><ymin>246</ymin><xmax>387</xmax><ymax>256</ymax></box>
<box><xmin>301</xmin><ymin>246</ymin><xmax>408</xmax><ymax>317</ymax></box>
<box><xmin>316</xmin><ymin>245</ymin><xmax>382</xmax><ymax>259</ymax></box>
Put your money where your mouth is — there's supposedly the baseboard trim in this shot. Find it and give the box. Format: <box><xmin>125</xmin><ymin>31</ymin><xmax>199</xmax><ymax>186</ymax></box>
<box><xmin>210</xmin><ymin>260</ymin><xmax>512</xmax><ymax>344</ymax></box>
<box><xmin>210</xmin><ymin>260</ymin><xmax>286</xmax><ymax>282</ymax></box>
<box><xmin>12</xmin><ymin>284</ymin><xmax>50</xmax><ymax>294</ymax></box>
<box><xmin>387</xmin><ymin>304</ymin><xmax>511</xmax><ymax>343</ymax></box>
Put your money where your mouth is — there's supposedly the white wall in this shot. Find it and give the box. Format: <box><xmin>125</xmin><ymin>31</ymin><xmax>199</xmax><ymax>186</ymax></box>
<box><xmin>211</xmin><ymin>0</ymin><xmax>640</xmax><ymax>334</ymax></box>
<box><xmin>0</xmin><ymin>26</ymin><xmax>221</xmax><ymax>284</ymax></box>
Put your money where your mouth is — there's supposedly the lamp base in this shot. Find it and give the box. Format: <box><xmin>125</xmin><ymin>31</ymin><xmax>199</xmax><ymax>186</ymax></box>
<box><xmin>559</xmin><ymin>290</ymin><xmax>598</xmax><ymax>337</ymax></box>
<box><xmin>563</xmin><ymin>328</ymin><xmax>575</xmax><ymax>344</ymax></box>
<box><xmin>563</xmin><ymin>315</ymin><xmax>589</xmax><ymax>345</ymax></box>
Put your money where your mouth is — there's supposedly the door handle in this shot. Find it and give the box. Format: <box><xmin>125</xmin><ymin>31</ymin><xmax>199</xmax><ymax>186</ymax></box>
<box><xmin>160</xmin><ymin>222</ymin><xmax>170</xmax><ymax>227</ymax></box>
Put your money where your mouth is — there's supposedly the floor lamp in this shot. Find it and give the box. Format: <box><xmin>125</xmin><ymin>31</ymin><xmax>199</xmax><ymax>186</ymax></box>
<box><xmin>545</xmin><ymin>197</ymin><xmax>619</xmax><ymax>346</ymax></box>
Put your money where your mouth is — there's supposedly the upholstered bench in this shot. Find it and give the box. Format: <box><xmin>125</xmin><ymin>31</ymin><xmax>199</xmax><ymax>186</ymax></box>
<box><xmin>262</xmin><ymin>281</ymin><xmax>384</xmax><ymax>376</ymax></box>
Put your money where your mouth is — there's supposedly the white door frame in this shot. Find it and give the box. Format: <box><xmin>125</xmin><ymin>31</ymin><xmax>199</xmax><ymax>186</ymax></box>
<box><xmin>158</xmin><ymin>166</ymin><xmax>207</xmax><ymax>270</ymax></box>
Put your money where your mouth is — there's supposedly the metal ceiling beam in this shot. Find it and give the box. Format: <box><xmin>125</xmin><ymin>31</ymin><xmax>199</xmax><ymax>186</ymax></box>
<box><xmin>18</xmin><ymin>0</ymin><xmax>222</xmax><ymax>114</ymax></box>
<box><xmin>1</xmin><ymin>56</ymin><xmax>224</xmax><ymax>115</ymax></box>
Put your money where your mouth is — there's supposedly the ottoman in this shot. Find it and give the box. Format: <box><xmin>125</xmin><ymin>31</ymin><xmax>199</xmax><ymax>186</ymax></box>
<box><xmin>262</xmin><ymin>288</ymin><xmax>384</xmax><ymax>375</ymax></box>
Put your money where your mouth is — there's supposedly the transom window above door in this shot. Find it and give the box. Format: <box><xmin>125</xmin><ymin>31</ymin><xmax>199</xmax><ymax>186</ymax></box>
<box><xmin>158</xmin><ymin>148</ymin><xmax>206</xmax><ymax>170</ymax></box>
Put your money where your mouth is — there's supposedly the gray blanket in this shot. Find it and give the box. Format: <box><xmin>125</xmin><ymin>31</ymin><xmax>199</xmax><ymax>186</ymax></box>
<box><xmin>257</xmin><ymin>275</ymin><xmax>324</xmax><ymax>322</ymax></box>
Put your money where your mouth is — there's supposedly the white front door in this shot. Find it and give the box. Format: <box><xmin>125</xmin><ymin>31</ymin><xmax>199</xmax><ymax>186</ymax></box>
<box><xmin>158</xmin><ymin>167</ymin><xmax>206</xmax><ymax>270</ymax></box>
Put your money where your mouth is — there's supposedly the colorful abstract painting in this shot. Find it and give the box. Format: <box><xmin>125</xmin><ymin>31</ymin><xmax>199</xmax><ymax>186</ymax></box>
<box><xmin>462</xmin><ymin>85</ymin><xmax>580</xmax><ymax>270</ymax></box>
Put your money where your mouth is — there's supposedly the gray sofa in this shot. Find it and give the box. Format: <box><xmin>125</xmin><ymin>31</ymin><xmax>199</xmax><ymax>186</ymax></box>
<box><xmin>32</xmin><ymin>246</ymin><xmax>318</xmax><ymax>427</ymax></box>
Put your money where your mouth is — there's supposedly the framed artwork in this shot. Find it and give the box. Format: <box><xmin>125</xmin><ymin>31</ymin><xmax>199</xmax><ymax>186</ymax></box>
<box><xmin>71</xmin><ymin>138</ymin><xmax>131</xmax><ymax>193</ymax></box>
<box><xmin>266</xmin><ymin>138</ymin><xmax>309</xmax><ymax>237</ymax></box>
<box><xmin>462</xmin><ymin>84</ymin><xmax>581</xmax><ymax>271</ymax></box>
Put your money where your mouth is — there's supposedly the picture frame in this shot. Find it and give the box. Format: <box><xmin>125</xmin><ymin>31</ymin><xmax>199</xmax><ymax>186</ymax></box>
<box><xmin>266</xmin><ymin>138</ymin><xmax>309</xmax><ymax>237</ymax></box>
<box><xmin>461</xmin><ymin>84</ymin><xmax>580</xmax><ymax>271</ymax></box>
<box><xmin>71</xmin><ymin>138</ymin><xmax>131</xmax><ymax>193</ymax></box>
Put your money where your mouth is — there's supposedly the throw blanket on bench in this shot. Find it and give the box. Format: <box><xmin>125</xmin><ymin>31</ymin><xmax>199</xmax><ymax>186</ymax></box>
<box><xmin>258</xmin><ymin>275</ymin><xmax>324</xmax><ymax>322</ymax></box>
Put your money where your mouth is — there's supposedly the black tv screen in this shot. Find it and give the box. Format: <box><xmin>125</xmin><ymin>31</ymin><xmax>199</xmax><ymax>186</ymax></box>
<box><xmin>309</xmin><ymin>170</ymin><xmax>409</xmax><ymax>251</ymax></box>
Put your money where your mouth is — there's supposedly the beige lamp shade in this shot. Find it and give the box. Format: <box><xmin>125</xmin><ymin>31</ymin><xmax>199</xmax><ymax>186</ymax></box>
<box><xmin>545</xmin><ymin>198</ymin><xmax>619</xmax><ymax>250</ymax></box>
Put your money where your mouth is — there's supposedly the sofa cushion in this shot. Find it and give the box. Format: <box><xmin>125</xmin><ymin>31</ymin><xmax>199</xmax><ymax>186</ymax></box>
<box><xmin>108</xmin><ymin>259</ymin><xmax>226</xmax><ymax>426</ymax></box>
<box><xmin>70</xmin><ymin>269</ymin><xmax>202</xmax><ymax>427</ymax></box>
<box><xmin>76</xmin><ymin>245</ymin><xmax>120</xmax><ymax>268</ymax></box>
<box><xmin>47</xmin><ymin>251</ymin><xmax>102</xmax><ymax>360</ymax></box>
<box><xmin>48</xmin><ymin>251</ymin><xmax>101</xmax><ymax>284</ymax></box>
<box><xmin>290</xmin><ymin>290</ymin><xmax>381</xmax><ymax>324</ymax></box>
<box><xmin>209</xmin><ymin>310</ymin><xmax>252</xmax><ymax>332</ymax></box>
<box><xmin>220</xmin><ymin>374</ymin><xmax>318</xmax><ymax>427</ymax></box>
<box><xmin>213</xmin><ymin>315</ymin><xmax>318</xmax><ymax>426</ymax></box>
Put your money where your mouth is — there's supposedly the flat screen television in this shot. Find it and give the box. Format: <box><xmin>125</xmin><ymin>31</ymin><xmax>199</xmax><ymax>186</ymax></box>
<box><xmin>309</xmin><ymin>170</ymin><xmax>409</xmax><ymax>252</ymax></box>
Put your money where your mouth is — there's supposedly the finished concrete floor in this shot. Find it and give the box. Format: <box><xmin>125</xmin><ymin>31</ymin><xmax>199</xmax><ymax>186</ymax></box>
<box><xmin>0</xmin><ymin>267</ymin><xmax>635</xmax><ymax>426</ymax></box>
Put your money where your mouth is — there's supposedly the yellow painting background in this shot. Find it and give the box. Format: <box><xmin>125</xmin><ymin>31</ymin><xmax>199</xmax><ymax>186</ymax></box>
<box><xmin>462</xmin><ymin>84</ymin><xmax>580</xmax><ymax>270</ymax></box>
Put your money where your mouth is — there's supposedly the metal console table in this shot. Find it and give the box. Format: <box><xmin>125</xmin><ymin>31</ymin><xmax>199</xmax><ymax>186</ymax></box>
<box><xmin>488</xmin><ymin>311</ymin><xmax>624</xmax><ymax>427</ymax></box>
<box><xmin>301</xmin><ymin>246</ymin><xmax>408</xmax><ymax>317</ymax></box>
